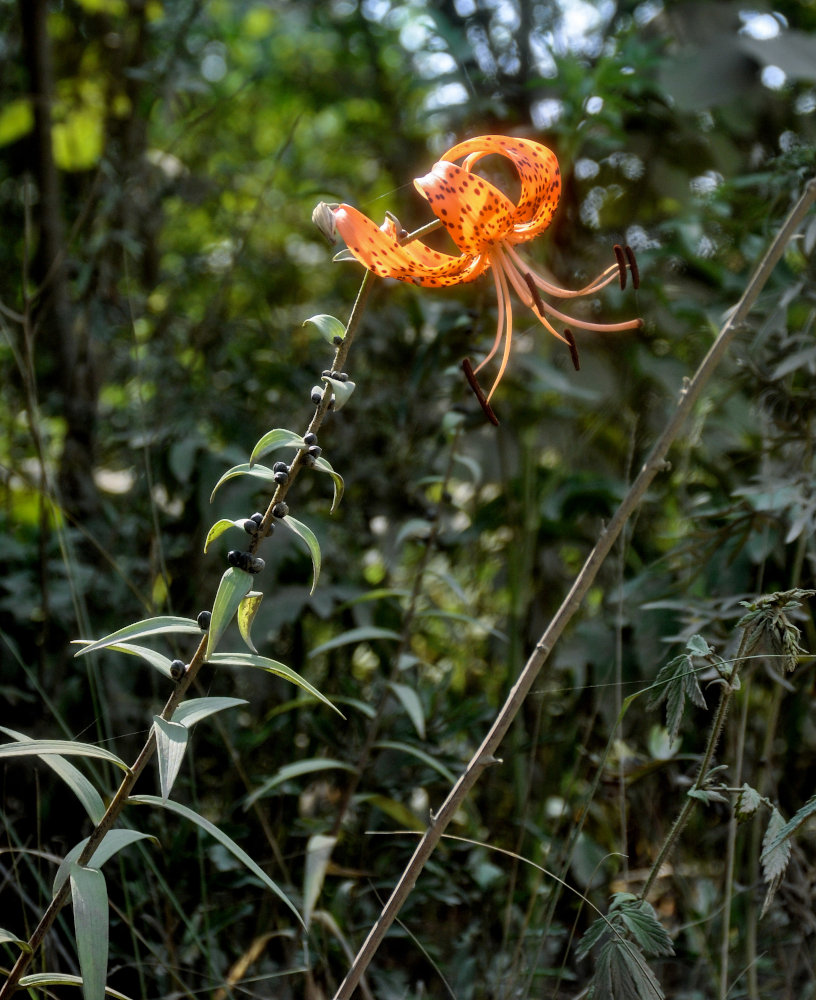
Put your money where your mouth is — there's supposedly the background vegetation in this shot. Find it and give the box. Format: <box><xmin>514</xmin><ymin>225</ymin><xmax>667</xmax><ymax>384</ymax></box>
<box><xmin>2</xmin><ymin>0</ymin><xmax>816</xmax><ymax>997</ymax></box>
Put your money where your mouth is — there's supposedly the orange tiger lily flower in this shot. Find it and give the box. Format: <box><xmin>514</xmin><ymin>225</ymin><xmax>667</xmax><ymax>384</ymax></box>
<box><xmin>333</xmin><ymin>135</ymin><xmax>641</xmax><ymax>406</ymax></box>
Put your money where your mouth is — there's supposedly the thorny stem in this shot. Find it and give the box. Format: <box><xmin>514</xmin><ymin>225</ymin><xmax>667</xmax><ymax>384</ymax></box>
<box><xmin>639</xmin><ymin>628</ymin><xmax>751</xmax><ymax>903</ymax></box>
<box><xmin>332</xmin><ymin>177</ymin><xmax>816</xmax><ymax>1000</ymax></box>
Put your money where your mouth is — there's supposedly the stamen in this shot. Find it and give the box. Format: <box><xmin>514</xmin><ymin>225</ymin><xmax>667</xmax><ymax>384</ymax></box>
<box><xmin>462</xmin><ymin>358</ymin><xmax>499</xmax><ymax>426</ymax></box>
<box><xmin>613</xmin><ymin>244</ymin><xmax>627</xmax><ymax>290</ymax></box>
<box><xmin>624</xmin><ymin>245</ymin><xmax>640</xmax><ymax>289</ymax></box>
<box><xmin>504</xmin><ymin>245</ymin><xmax>620</xmax><ymax>299</ymax></box>
<box><xmin>474</xmin><ymin>256</ymin><xmax>508</xmax><ymax>374</ymax></box>
<box><xmin>523</xmin><ymin>271</ymin><xmax>547</xmax><ymax>318</ymax></box>
<box><xmin>564</xmin><ymin>329</ymin><xmax>580</xmax><ymax>371</ymax></box>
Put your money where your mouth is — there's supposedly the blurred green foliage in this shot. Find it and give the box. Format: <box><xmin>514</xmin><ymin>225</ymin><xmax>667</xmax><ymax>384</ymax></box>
<box><xmin>1</xmin><ymin>0</ymin><xmax>816</xmax><ymax>997</ymax></box>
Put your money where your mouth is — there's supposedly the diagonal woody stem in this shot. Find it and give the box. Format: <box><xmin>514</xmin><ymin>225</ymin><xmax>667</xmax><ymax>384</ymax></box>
<box><xmin>332</xmin><ymin>177</ymin><xmax>816</xmax><ymax>1000</ymax></box>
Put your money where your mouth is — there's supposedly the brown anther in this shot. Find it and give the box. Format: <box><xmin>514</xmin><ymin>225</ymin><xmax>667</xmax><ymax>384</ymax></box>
<box><xmin>613</xmin><ymin>244</ymin><xmax>627</xmax><ymax>290</ymax></box>
<box><xmin>462</xmin><ymin>358</ymin><xmax>499</xmax><ymax>426</ymax></box>
<box><xmin>624</xmin><ymin>245</ymin><xmax>640</xmax><ymax>289</ymax></box>
<box><xmin>523</xmin><ymin>271</ymin><xmax>547</xmax><ymax>317</ymax></box>
<box><xmin>564</xmin><ymin>329</ymin><xmax>581</xmax><ymax>371</ymax></box>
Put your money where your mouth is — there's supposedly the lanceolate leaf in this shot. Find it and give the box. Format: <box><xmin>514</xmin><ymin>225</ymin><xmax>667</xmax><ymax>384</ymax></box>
<box><xmin>244</xmin><ymin>758</ymin><xmax>357</xmax><ymax>808</ymax></box>
<box><xmin>72</xmin><ymin>617</ymin><xmax>201</xmax><ymax>657</ymax></box>
<box><xmin>303</xmin><ymin>313</ymin><xmax>346</xmax><ymax>344</ymax></box>
<box><xmin>153</xmin><ymin>717</ymin><xmax>188</xmax><ymax>801</ymax></box>
<box><xmin>128</xmin><ymin>795</ymin><xmax>304</xmax><ymax>926</ymax></box>
<box><xmin>0</xmin><ymin>739</ymin><xmax>130</xmax><ymax>774</ymax></box>
<box><xmin>0</xmin><ymin>928</ymin><xmax>31</xmax><ymax>952</ymax></box>
<box><xmin>0</xmin><ymin>727</ymin><xmax>106</xmax><ymax>825</ymax></box>
<box><xmin>70</xmin><ymin>865</ymin><xmax>109</xmax><ymax>1000</ymax></box>
<box><xmin>237</xmin><ymin>591</ymin><xmax>263</xmax><ymax>653</ymax></box>
<box><xmin>278</xmin><ymin>514</ymin><xmax>321</xmax><ymax>594</ymax></box>
<box><xmin>208</xmin><ymin>652</ymin><xmax>341</xmax><ymax>714</ymax></box>
<box><xmin>314</xmin><ymin>456</ymin><xmax>344</xmax><ymax>513</ymax></box>
<box><xmin>248</xmin><ymin>427</ymin><xmax>304</xmax><ymax>468</ymax></box>
<box><xmin>388</xmin><ymin>682</ymin><xmax>425</xmax><ymax>739</ymax></box>
<box><xmin>209</xmin><ymin>463</ymin><xmax>278</xmax><ymax>502</ymax></box>
<box><xmin>204</xmin><ymin>518</ymin><xmax>251</xmax><ymax>554</ymax></box>
<box><xmin>321</xmin><ymin>375</ymin><xmax>356</xmax><ymax>410</ymax></box>
<box><xmin>303</xmin><ymin>834</ymin><xmax>337</xmax><ymax>928</ymax></box>
<box><xmin>53</xmin><ymin>830</ymin><xmax>158</xmax><ymax>897</ymax></box>
<box><xmin>207</xmin><ymin>567</ymin><xmax>254</xmax><ymax>657</ymax></box>
<box><xmin>171</xmin><ymin>696</ymin><xmax>248</xmax><ymax>728</ymax></box>
<box><xmin>308</xmin><ymin>626</ymin><xmax>402</xmax><ymax>658</ymax></box>
<box><xmin>18</xmin><ymin>974</ymin><xmax>133</xmax><ymax>1000</ymax></box>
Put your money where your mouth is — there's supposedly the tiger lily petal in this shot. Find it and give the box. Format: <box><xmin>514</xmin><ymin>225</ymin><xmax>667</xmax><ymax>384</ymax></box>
<box><xmin>333</xmin><ymin>135</ymin><xmax>641</xmax><ymax>403</ymax></box>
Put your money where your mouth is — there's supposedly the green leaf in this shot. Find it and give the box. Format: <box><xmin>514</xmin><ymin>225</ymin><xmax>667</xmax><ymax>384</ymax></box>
<box><xmin>237</xmin><ymin>591</ymin><xmax>263</xmax><ymax>653</ymax></box>
<box><xmin>0</xmin><ymin>739</ymin><xmax>130</xmax><ymax>774</ymax></box>
<box><xmin>648</xmin><ymin>651</ymin><xmax>707</xmax><ymax>742</ymax></box>
<box><xmin>373</xmin><ymin>740</ymin><xmax>457</xmax><ymax>783</ymax></box>
<box><xmin>209</xmin><ymin>462</ymin><xmax>278</xmax><ymax>502</ymax></box>
<box><xmin>303</xmin><ymin>313</ymin><xmax>346</xmax><ymax>343</ymax></box>
<box><xmin>308</xmin><ymin>626</ymin><xmax>402</xmax><ymax>658</ymax></box>
<box><xmin>735</xmin><ymin>783</ymin><xmax>763</xmax><ymax>821</ymax></box>
<box><xmin>591</xmin><ymin>937</ymin><xmax>665</xmax><ymax>1000</ymax></box>
<box><xmin>614</xmin><ymin>897</ymin><xmax>674</xmax><ymax>957</ymax></box>
<box><xmin>388</xmin><ymin>682</ymin><xmax>425</xmax><ymax>739</ymax></box>
<box><xmin>208</xmin><ymin>652</ymin><xmax>341</xmax><ymax>714</ymax></box>
<box><xmin>685</xmin><ymin>634</ymin><xmax>712</xmax><ymax>657</ymax></box>
<box><xmin>0</xmin><ymin>927</ymin><xmax>31</xmax><ymax>952</ymax></box>
<box><xmin>322</xmin><ymin>375</ymin><xmax>356</xmax><ymax>410</ymax></box>
<box><xmin>72</xmin><ymin>640</ymin><xmax>175</xmax><ymax>679</ymax></box>
<box><xmin>244</xmin><ymin>757</ymin><xmax>356</xmax><ymax>808</ymax></box>
<box><xmin>18</xmin><ymin>974</ymin><xmax>133</xmax><ymax>1000</ymax></box>
<box><xmin>314</xmin><ymin>456</ymin><xmax>345</xmax><ymax>513</ymax></box>
<box><xmin>70</xmin><ymin>865</ymin><xmax>109</xmax><ymax>1000</ymax></box>
<box><xmin>303</xmin><ymin>834</ymin><xmax>337</xmax><ymax>928</ymax></box>
<box><xmin>278</xmin><ymin>514</ymin><xmax>321</xmax><ymax>594</ymax></box>
<box><xmin>248</xmin><ymin>427</ymin><xmax>304</xmax><ymax>468</ymax></box>
<box><xmin>153</xmin><ymin>717</ymin><xmax>189</xmax><ymax>801</ymax></box>
<box><xmin>128</xmin><ymin>795</ymin><xmax>304</xmax><ymax>926</ymax></box>
<box><xmin>206</xmin><ymin>567</ymin><xmax>254</xmax><ymax>657</ymax></box>
<box><xmin>171</xmin><ymin>696</ymin><xmax>248</xmax><ymax>728</ymax></box>
<box><xmin>73</xmin><ymin>617</ymin><xmax>201</xmax><ymax>657</ymax></box>
<box><xmin>54</xmin><ymin>830</ymin><xmax>158</xmax><ymax>897</ymax></box>
<box><xmin>0</xmin><ymin>727</ymin><xmax>106</xmax><ymax>825</ymax></box>
<box><xmin>760</xmin><ymin>807</ymin><xmax>792</xmax><ymax>916</ymax></box>
<box><xmin>204</xmin><ymin>518</ymin><xmax>249</xmax><ymax>554</ymax></box>
<box><xmin>362</xmin><ymin>794</ymin><xmax>424</xmax><ymax>831</ymax></box>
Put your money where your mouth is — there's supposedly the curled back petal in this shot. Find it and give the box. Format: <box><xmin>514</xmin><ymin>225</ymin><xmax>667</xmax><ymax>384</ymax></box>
<box><xmin>442</xmin><ymin>135</ymin><xmax>561</xmax><ymax>243</ymax></box>
<box><xmin>333</xmin><ymin>204</ymin><xmax>486</xmax><ymax>287</ymax></box>
<box><xmin>414</xmin><ymin>161</ymin><xmax>517</xmax><ymax>256</ymax></box>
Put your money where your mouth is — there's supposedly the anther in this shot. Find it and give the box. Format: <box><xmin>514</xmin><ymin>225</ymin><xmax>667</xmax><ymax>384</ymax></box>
<box><xmin>624</xmin><ymin>245</ymin><xmax>640</xmax><ymax>289</ymax></box>
<box><xmin>613</xmin><ymin>245</ymin><xmax>627</xmax><ymax>290</ymax></box>
<box><xmin>522</xmin><ymin>271</ymin><xmax>547</xmax><ymax>317</ymax></box>
<box><xmin>564</xmin><ymin>329</ymin><xmax>581</xmax><ymax>372</ymax></box>
<box><xmin>462</xmin><ymin>358</ymin><xmax>499</xmax><ymax>427</ymax></box>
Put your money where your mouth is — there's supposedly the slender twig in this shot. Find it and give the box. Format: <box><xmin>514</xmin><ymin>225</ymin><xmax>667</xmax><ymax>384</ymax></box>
<box><xmin>331</xmin><ymin>177</ymin><xmax>816</xmax><ymax>1000</ymax></box>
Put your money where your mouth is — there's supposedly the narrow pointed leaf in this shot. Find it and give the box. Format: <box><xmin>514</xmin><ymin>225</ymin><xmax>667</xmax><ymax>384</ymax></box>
<box><xmin>0</xmin><ymin>928</ymin><xmax>31</xmax><ymax>952</ymax></box>
<box><xmin>70</xmin><ymin>865</ymin><xmax>109</xmax><ymax>1000</ymax></box>
<box><xmin>0</xmin><ymin>727</ymin><xmax>105</xmax><ymax>825</ymax></box>
<box><xmin>303</xmin><ymin>313</ymin><xmax>346</xmax><ymax>343</ymax></box>
<box><xmin>314</xmin><ymin>456</ymin><xmax>345</xmax><ymax>513</ymax></box>
<box><xmin>54</xmin><ymin>830</ymin><xmax>158</xmax><ymax>897</ymax></box>
<box><xmin>209</xmin><ymin>463</ymin><xmax>277</xmax><ymax>502</ymax></box>
<box><xmin>244</xmin><ymin>758</ymin><xmax>357</xmax><ymax>808</ymax></box>
<box><xmin>388</xmin><ymin>682</ymin><xmax>425</xmax><ymax>739</ymax></box>
<box><xmin>322</xmin><ymin>375</ymin><xmax>355</xmax><ymax>410</ymax></box>
<box><xmin>238</xmin><ymin>591</ymin><xmax>263</xmax><ymax>653</ymax></box>
<box><xmin>248</xmin><ymin>427</ymin><xmax>304</xmax><ymax>468</ymax></box>
<box><xmin>75</xmin><ymin>640</ymin><xmax>175</xmax><ymax>679</ymax></box>
<box><xmin>129</xmin><ymin>794</ymin><xmax>304</xmax><ymax>925</ymax></box>
<box><xmin>0</xmin><ymin>739</ymin><xmax>129</xmax><ymax>774</ymax></box>
<box><xmin>308</xmin><ymin>626</ymin><xmax>402</xmax><ymax>659</ymax></box>
<box><xmin>373</xmin><ymin>740</ymin><xmax>457</xmax><ymax>783</ymax></box>
<box><xmin>18</xmin><ymin>974</ymin><xmax>133</xmax><ymax>1000</ymax></box>
<box><xmin>208</xmin><ymin>652</ymin><xmax>341</xmax><ymax>714</ymax></box>
<box><xmin>204</xmin><ymin>518</ymin><xmax>248</xmax><ymax>554</ymax></box>
<box><xmin>171</xmin><ymin>696</ymin><xmax>248</xmax><ymax>728</ymax></box>
<box><xmin>304</xmin><ymin>834</ymin><xmax>337</xmax><ymax>928</ymax></box>
<box><xmin>73</xmin><ymin>617</ymin><xmax>200</xmax><ymax>657</ymax></box>
<box><xmin>278</xmin><ymin>515</ymin><xmax>321</xmax><ymax>594</ymax></box>
<box><xmin>207</xmin><ymin>567</ymin><xmax>254</xmax><ymax>657</ymax></box>
<box><xmin>153</xmin><ymin>717</ymin><xmax>189</xmax><ymax>801</ymax></box>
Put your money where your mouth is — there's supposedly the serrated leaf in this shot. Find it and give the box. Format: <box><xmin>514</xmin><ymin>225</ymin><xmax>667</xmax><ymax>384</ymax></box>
<box><xmin>209</xmin><ymin>462</ymin><xmax>278</xmax><ymax>502</ymax></box>
<box><xmin>277</xmin><ymin>514</ymin><xmax>321</xmax><ymax>594</ymax></box>
<box><xmin>0</xmin><ymin>739</ymin><xmax>129</xmax><ymax>774</ymax></box>
<box><xmin>53</xmin><ymin>830</ymin><xmax>158</xmax><ymax>897</ymax></box>
<box><xmin>248</xmin><ymin>427</ymin><xmax>304</xmax><ymax>468</ymax></box>
<box><xmin>237</xmin><ymin>591</ymin><xmax>263</xmax><ymax>653</ymax></box>
<box><xmin>204</xmin><ymin>518</ymin><xmax>248</xmax><ymax>554</ymax></box>
<box><xmin>388</xmin><ymin>682</ymin><xmax>425</xmax><ymax>739</ymax></box>
<box><xmin>322</xmin><ymin>375</ymin><xmax>356</xmax><ymax>410</ymax></box>
<box><xmin>304</xmin><ymin>834</ymin><xmax>336</xmax><ymax>928</ymax></box>
<box><xmin>768</xmin><ymin>792</ymin><xmax>816</xmax><ymax>847</ymax></box>
<box><xmin>0</xmin><ymin>727</ymin><xmax>105</xmax><ymax>825</ymax></box>
<box><xmin>171</xmin><ymin>696</ymin><xmax>247</xmax><ymax>728</ymax></box>
<box><xmin>206</xmin><ymin>567</ymin><xmax>254</xmax><ymax>657</ymax></box>
<box><xmin>73</xmin><ymin>617</ymin><xmax>200</xmax><ymax>657</ymax></box>
<box><xmin>72</xmin><ymin>641</ymin><xmax>175</xmax><ymax>679</ymax></box>
<box><xmin>244</xmin><ymin>757</ymin><xmax>357</xmax><ymax>808</ymax></box>
<box><xmin>760</xmin><ymin>807</ymin><xmax>792</xmax><ymax>916</ymax></box>
<box><xmin>314</xmin><ymin>456</ymin><xmax>344</xmax><ymax>513</ymax></box>
<box><xmin>128</xmin><ymin>794</ymin><xmax>304</xmax><ymax>925</ymax></box>
<box><xmin>308</xmin><ymin>626</ymin><xmax>402</xmax><ymax>658</ymax></box>
<box><xmin>18</xmin><ymin>974</ymin><xmax>133</xmax><ymax>1000</ymax></box>
<box><xmin>616</xmin><ymin>898</ymin><xmax>674</xmax><ymax>958</ymax></box>
<box><xmin>153</xmin><ymin>717</ymin><xmax>188</xmax><ymax>801</ymax></box>
<box><xmin>70</xmin><ymin>865</ymin><xmax>109</xmax><ymax>1000</ymax></box>
<box><xmin>592</xmin><ymin>937</ymin><xmax>665</xmax><ymax>1000</ymax></box>
<box><xmin>736</xmin><ymin>783</ymin><xmax>763</xmax><ymax>821</ymax></box>
<box><xmin>303</xmin><ymin>313</ymin><xmax>346</xmax><ymax>343</ymax></box>
<box><xmin>685</xmin><ymin>634</ymin><xmax>712</xmax><ymax>657</ymax></box>
<box><xmin>208</xmin><ymin>652</ymin><xmax>342</xmax><ymax>714</ymax></box>
<box><xmin>0</xmin><ymin>927</ymin><xmax>31</xmax><ymax>952</ymax></box>
<box><xmin>648</xmin><ymin>652</ymin><xmax>706</xmax><ymax>742</ymax></box>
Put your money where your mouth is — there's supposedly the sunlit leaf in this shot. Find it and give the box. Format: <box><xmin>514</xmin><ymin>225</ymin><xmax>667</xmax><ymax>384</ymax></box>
<box><xmin>277</xmin><ymin>514</ymin><xmax>321</xmax><ymax>594</ymax></box>
<box><xmin>70</xmin><ymin>865</ymin><xmax>109</xmax><ymax>1000</ymax></box>
<box><xmin>248</xmin><ymin>427</ymin><xmax>304</xmax><ymax>468</ymax></box>
<box><xmin>54</xmin><ymin>830</ymin><xmax>158</xmax><ymax>897</ymax></box>
<box><xmin>237</xmin><ymin>591</ymin><xmax>263</xmax><ymax>652</ymax></box>
<box><xmin>206</xmin><ymin>568</ymin><xmax>254</xmax><ymax>657</ymax></box>
<box><xmin>204</xmin><ymin>518</ymin><xmax>249</xmax><ymax>554</ymax></box>
<box><xmin>314</xmin><ymin>456</ymin><xmax>345</xmax><ymax>513</ymax></box>
<box><xmin>171</xmin><ymin>696</ymin><xmax>247</xmax><ymax>728</ymax></box>
<box><xmin>73</xmin><ymin>617</ymin><xmax>201</xmax><ymax>657</ymax></box>
<box><xmin>18</xmin><ymin>974</ymin><xmax>133</xmax><ymax>1000</ymax></box>
<box><xmin>153</xmin><ymin>717</ymin><xmax>188</xmax><ymax>801</ymax></box>
<box><xmin>303</xmin><ymin>313</ymin><xmax>346</xmax><ymax>343</ymax></box>
<box><xmin>322</xmin><ymin>375</ymin><xmax>356</xmax><ymax>410</ymax></box>
<box><xmin>128</xmin><ymin>795</ymin><xmax>304</xmax><ymax>925</ymax></box>
<box><xmin>209</xmin><ymin>463</ymin><xmax>277</xmax><ymax>502</ymax></box>
<box><xmin>0</xmin><ymin>739</ymin><xmax>129</xmax><ymax>774</ymax></box>
<box><xmin>0</xmin><ymin>927</ymin><xmax>31</xmax><ymax>952</ymax></box>
<box><xmin>244</xmin><ymin>757</ymin><xmax>356</xmax><ymax>808</ymax></box>
<box><xmin>304</xmin><ymin>834</ymin><xmax>336</xmax><ymax>928</ymax></box>
<box><xmin>308</xmin><ymin>626</ymin><xmax>402</xmax><ymax>658</ymax></box>
<box><xmin>71</xmin><ymin>641</ymin><xmax>174</xmax><ymax>679</ymax></box>
<box><xmin>208</xmin><ymin>652</ymin><xmax>341</xmax><ymax>714</ymax></box>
